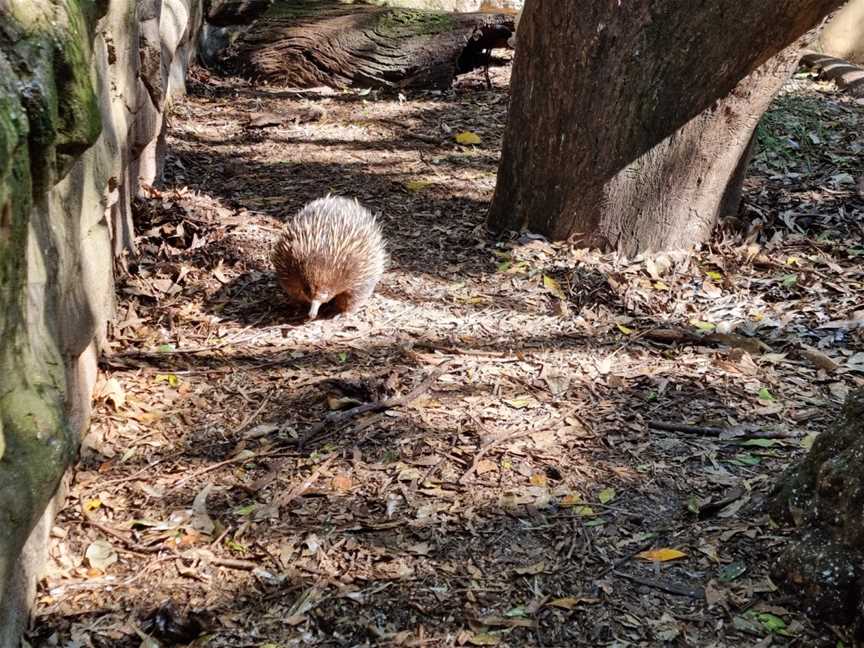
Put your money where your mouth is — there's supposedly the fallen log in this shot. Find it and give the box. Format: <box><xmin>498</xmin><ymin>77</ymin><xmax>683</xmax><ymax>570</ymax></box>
<box><xmin>217</xmin><ymin>0</ymin><xmax>515</xmax><ymax>89</ymax></box>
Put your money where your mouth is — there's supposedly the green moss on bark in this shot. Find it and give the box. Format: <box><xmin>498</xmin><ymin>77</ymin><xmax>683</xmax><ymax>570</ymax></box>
<box><xmin>377</xmin><ymin>7</ymin><xmax>455</xmax><ymax>35</ymax></box>
<box><xmin>0</xmin><ymin>0</ymin><xmax>102</xmax><ymax>190</ymax></box>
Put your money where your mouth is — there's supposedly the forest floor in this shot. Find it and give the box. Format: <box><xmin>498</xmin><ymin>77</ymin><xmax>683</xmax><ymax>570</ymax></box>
<box><xmin>29</xmin><ymin>58</ymin><xmax>864</xmax><ymax>647</ymax></box>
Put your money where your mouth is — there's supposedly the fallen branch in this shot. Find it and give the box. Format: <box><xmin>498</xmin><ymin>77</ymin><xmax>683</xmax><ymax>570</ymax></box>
<box><xmin>648</xmin><ymin>420</ymin><xmax>803</xmax><ymax>440</ymax></box>
<box><xmin>642</xmin><ymin>328</ymin><xmax>770</xmax><ymax>355</ymax></box>
<box><xmin>612</xmin><ymin>570</ymin><xmax>705</xmax><ymax>599</ymax></box>
<box><xmin>297</xmin><ymin>363</ymin><xmax>449</xmax><ymax>450</ymax></box>
<box><xmin>273</xmin><ymin>454</ymin><xmax>337</xmax><ymax>510</ymax></box>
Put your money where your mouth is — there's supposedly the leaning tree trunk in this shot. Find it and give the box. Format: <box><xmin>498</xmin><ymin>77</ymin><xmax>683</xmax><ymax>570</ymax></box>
<box><xmin>488</xmin><ymin>0</ymin><xmax>845</xmax><ymax>255</ymax></box>
<box><xmin>219</xmin><ymin>1</ymin><xmax>515</xmax><ymax>89</ymax></box>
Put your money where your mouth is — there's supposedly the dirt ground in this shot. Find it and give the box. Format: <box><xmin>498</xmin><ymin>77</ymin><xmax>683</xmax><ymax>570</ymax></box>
<box><xmin>28</xmin><ymin>58</ymin><xmax>864</xmax><ymax>647</ymax></box>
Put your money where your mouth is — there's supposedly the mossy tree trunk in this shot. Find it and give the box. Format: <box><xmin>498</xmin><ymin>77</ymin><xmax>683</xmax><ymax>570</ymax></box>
<box><xmin>770</xmin><ymin>390</ymin><xmax>864</xmax><ymax>632</ymax></box>
<box><xmin>0</xmin><ymin>0</ymin><xmax>104</xmax><ymax>639</ymax></box>
<box><xmin>488</xmin><ymin>0</ymin><xmax>846</xmax><ymax>255</ymax></box>
<box><xmin>218</xmin><ymin>0</ymin><xmax>515</xmax><ymax>89</ymax></box>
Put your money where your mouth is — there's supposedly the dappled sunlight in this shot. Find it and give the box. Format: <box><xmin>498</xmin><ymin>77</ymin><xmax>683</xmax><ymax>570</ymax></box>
<box><xmin>31</xmin><ymin>60</ymin><xmax>864</xmax><ymax>646</ymax></box>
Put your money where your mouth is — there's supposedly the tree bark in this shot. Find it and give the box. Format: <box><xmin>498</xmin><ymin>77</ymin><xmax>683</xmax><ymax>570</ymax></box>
<box><xmin>769</xmin><ymin>390</ymin><xmax>864</xmax><ymax>630</ymax></box>
<box><xmin>488</xmin><ymin>0</ymin><xmax>845</xmax><ymax>255</ymax></box>
<box><xmin>220</xmin><ymin>1</ymin><xmax>515</xmax><ymax>89</ymax></box>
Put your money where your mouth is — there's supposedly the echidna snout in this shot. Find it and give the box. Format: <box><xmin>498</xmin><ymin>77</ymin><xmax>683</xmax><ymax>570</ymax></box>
<box><xmin>271</xmin><ymin>196</ymin><xmax>388</xmax><ymax>319</ymax></box>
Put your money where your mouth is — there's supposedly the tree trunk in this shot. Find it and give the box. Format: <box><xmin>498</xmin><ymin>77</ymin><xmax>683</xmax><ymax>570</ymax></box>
<box><xmin>769</xmin><ymin>390</ymin><xmax>864</xmax><ymax>631</ymax></box>
<box><xmin>220</xmin><ymin>1</ymin><xmax>515</xmax><ymax>89</ymax></box>
<box><xmin>488</xmin><ymin>0</ymin><xmax>845</xmax><ymax>256</ymax></box>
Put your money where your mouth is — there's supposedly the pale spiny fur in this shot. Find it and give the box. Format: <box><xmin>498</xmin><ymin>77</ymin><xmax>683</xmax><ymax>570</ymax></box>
<box><xmin>271</xmin><ymin>195</ymin><xmax>388</xmax><ymax>318</ymax></box>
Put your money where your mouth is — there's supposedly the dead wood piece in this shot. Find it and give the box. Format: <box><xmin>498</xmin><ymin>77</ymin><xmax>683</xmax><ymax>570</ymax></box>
<box><xmin>641</xmin><ymin>327</ymin><xmax>769</xmax><ymax>354</ymax></box>
<box><xmin>648</xmin><ymin>420</ymin><xmax>803</xmax><ymax>440</ymax></box>
<box><xmin>297</xmin><ymin>363</ymin><xmax>449</xmax><ymax>450</ymax></box>
<box><xmin>209</xmin><ymin>557</ymin><xmax>260</xmax><ymax>570</ymax></box>
<box><xmin>800</xmin><ymin>51</ymin><xmax>864</xmax><ymax>93</ymax></box>
<box><xmin>612</xmin><ymin>570</ymin><xmax>705</xmax><ymax>599</ymax></box>
<box><xmin>219</xmin><ymin>1</ymin><xmax>516</xmax><ymax>89</ymax></box>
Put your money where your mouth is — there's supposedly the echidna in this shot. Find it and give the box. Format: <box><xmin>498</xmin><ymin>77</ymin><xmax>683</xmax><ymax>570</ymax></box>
<box><xmin>271</xmin><ymin>195</ymin><xmax>388</xmax><ymax>319</ymax></box>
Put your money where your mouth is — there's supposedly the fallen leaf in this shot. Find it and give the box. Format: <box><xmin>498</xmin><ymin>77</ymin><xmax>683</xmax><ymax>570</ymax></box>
<box><xmin>332</xmin><ymin>474</ymin><xmax>353</xmax><ymax>492</ymax></box>
<box><xmin>100</xmin><ymin>378</ymin><xmax>126</xmax><ymax>410</ymax></box>
<box><xmin>514</xmin><ymin>561</ymin><xmax>545</xmax><ymax>575</ymax></box>
<box><xmin>637</xmin><ymin>548</ymin><xmax>687</xmax><ymax>562</ymax></box>
<box><xmin>455</xmin><ymin>131</ymin><xmax>482</xmax><ymax>145</ymax></box>
<box><xmin>547</xmin><ymin>596</ymin><xmax>600</xmax><ymax>610</ymax></box>
<box><xmin>404</xmin><ymin>179</ymin><xmax>431</xmax><ymax>192</ymax></box>
<box><xmin>529</xmin><ymin>473</ymin><xmax>548</xmax><ymax>487</ymax></box>
<box><xmin>543</xmin><ymin>275</ymin><xmax>567</xmax><ymax>300</ymax></box>
<box><xmin>85</xmin><ymin>539</ymin><xmax>118</xmax><ymax>571</ymax></box>
<box><xmin>691</xmin><ymin>319</ymin><xmax>716</xmax><ymax>331</ymax></box>
<box><xmin>598</xmin><ymin>488</ymin><xmax>616</xmax><ymax>504</ymax></box>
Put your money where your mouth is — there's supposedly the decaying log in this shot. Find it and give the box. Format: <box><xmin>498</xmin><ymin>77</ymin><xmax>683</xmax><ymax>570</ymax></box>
<box><xmin>217</xmin><ymin>0</ymin><xmax>515</xmax><ymax>89</ymax></box>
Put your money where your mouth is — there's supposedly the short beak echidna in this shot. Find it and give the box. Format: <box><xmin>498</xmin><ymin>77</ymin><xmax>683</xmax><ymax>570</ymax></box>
<box><xmin>271</xmin><ymin>196</ymin><xmax>388</xmax><ymax>319</ymax></box>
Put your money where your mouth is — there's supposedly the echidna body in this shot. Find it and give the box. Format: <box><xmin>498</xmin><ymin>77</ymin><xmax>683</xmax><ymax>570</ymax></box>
<box><xmin>271</xmin><ymin>196</ymin><xmax>388</xmax><ymax>318</ymax></box>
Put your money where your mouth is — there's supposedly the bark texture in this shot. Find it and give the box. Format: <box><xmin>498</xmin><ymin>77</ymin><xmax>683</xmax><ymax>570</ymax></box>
<box><xmin>0</xmin><ymin>1</ymin><xmax>204</xmax><ymax>643</ymax></box>
<box><xmin>488</xmin><ymin>0</ymin><xmax>846</xmax><ymax>255</ymax></box>
<box><xmin>802</xmin><ymin>51</ymin><xmax>864</xmax><ymax>96</ymax></box>
<box><xmin>221</xmin><ymin>0</ymin><xmax>515</xmax><ymax>89</ymax></box>
<box><xmin>769</xmin><ymin>390</ymin><xmax>864</xmax><ymax>632</ymax></box>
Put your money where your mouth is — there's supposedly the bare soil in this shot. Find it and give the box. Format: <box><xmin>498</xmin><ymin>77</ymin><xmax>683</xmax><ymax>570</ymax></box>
<box><xmin>28</xmin><ymin>61</ymin><xmax>864</xmax><ymax>647</ymax></box>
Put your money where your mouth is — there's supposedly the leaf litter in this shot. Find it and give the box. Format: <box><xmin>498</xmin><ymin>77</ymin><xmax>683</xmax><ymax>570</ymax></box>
<box><xmin>29</xmin><ymin>62</ymin><xmax>864</xmax><ymax>647</ymax></box>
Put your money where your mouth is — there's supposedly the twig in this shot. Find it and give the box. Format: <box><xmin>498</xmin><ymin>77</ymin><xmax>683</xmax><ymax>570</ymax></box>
<box><xmin>648</xmin><ymin>421</ymin><xmax>729</xmax><ymax>436</ymax></box>
<box><xmin>166</xmin><ymin>456</ymin><xmax>247</xmax><ymax>493</ymax></box>
<box><xmin>98</xmin><ymin>457</ymin><xmax>171</xmax><ymax>486</ymax></box>
<box><xmin>648</xmin><ymin>420</ymin><xmax>803</xmax><ymax>439</ymax></box>
<box><xmin>297</xmin><ymin>363</ymin><xmax>449</xmax><ymax>450</ymax></box>
<box><xmin>612</xmin><ymin>570</ymin><xmax>705</xmax><ymax>599</ymax></box>
<box><xmin>109</xmin><ymin>328</ymin><xmax>265</xmax><ymax>359</ymax></box>
<box><xmin>273</xmin><ymin>455</ymin><xmax>336</xmax><ymax>510</ymax></box>
<box><xmin>459</xmin><ymin>427</ymin><xmax>537</xmax><ymax>484</ymax></box>
<box><xmin>592</xmin><ymin>538</ymin><xmax>658</xmax><ymax>579</ymax></box>
<box><xmin>210</xmin><ymin>557</ymin><xmax>259</xmax><ymax>571</ymax></box>
<box><xmin>235</xmin><ymin>395</ymin><xmax>271</xmax><ymax>434</ymax></box>
<box><xmin>82</xmin><ymin>517</ymin><xmax>159</xmax><ymax>555</ymax></box>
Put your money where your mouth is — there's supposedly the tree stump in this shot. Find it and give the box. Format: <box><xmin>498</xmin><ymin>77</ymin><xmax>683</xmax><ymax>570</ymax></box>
<box><xmin>215</xmin><ymin>0</ymin><xmax>515</xmax><ymax>89</ymax></box>
<box><xmin>770</xmin><ymin>390</ymin><xmax>864</xmax><ymax>634</ymax></box>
